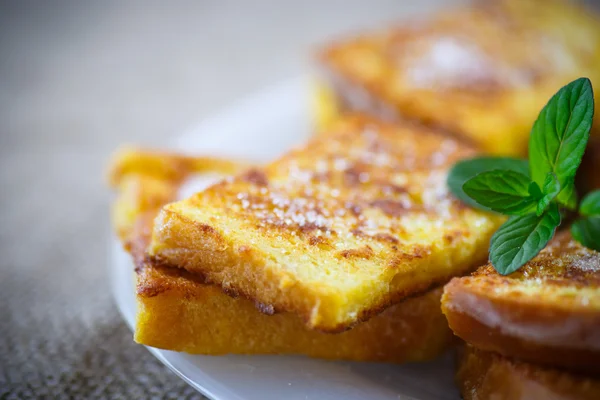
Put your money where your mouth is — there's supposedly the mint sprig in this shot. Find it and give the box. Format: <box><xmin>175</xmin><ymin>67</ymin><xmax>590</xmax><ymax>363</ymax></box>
<box><xmin>529</xmin><ymin>77</ymin><xmax>594</xmax><ymax>209</ymax></box>
<box><xmin>447</xmin><ymin>78</ymin><xmax>597</xmax><ymax>275</ymax></box>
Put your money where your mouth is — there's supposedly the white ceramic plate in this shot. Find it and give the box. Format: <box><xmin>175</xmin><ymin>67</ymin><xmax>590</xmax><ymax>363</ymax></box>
<box><xmin>110</xmin><ymin>76</ymin><xmax>460</xmax><ymax>400</ymax></box>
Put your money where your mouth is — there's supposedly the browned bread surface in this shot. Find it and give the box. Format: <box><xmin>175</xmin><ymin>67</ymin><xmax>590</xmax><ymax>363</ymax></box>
<box><xmin>457</xmin><ymin>346</ymin><xmax>600</xmax><ymax>400</ymax></box>
<box><xmin>319</xmin><ymin>0</ymin><xmax>600</xmax><ymax>156</ymax></box>
<box><xmin>148</xmin><ymin>115</ymin><xmax>503</xmax><ymax>331</ymax></box>
<box><xmin>443</xmin><ymin>232</ymin><xmax>600</xmax><ymax>374</ymax></box>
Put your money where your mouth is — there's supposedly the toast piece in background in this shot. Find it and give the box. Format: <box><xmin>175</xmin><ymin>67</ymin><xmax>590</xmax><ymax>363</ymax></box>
<box><xmin>318</xmin><ymin>0</ymin><xmax>600</xmax><ymax>155</ymax></box>
<box><xmin>107</xmin><ymin>147</ymin><xmax>246</xmax><ymax>244</ymax></box>
<box><xmin>108</xmin><ymin>150</ymin><xmax>455</xmax><ymax>362</ymax></box>
<box><xmin>148</xmin><ymin>115</ymin><xmax>503</xmax><ymax>332</ymax></box>
<box><xmin>443</xmin><ymin>232</ymin><xmax>600</xmax><ymax>375</ymax></box>
<box><xmin>457</xmin><ymin>346</ymin><xmax>600</xmax><ymax>400</ymax></box>
<box><xmin>107</xmin><ymin>146</ymin><xmax>245</xmax><ymax>188</ymax></box>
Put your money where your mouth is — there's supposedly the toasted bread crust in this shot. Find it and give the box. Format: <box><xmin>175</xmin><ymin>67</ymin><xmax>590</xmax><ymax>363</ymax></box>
<box><xmin>447</xmin><ymin>308</ymin><xmax>599</xmax><ymax>376</ymax></box>
<box><xmin>443</xmin><ymin>232</ymin><xmax>600</xmax><ymax>374</ymax></box>
<box><xmin>149</xmin><ymin>115</ymin><xmax>502</xmax><ymax>331</ymax></box>
<box><xmin>318</xmin><ymin>0</ymin><xmax>600</xmax><ymax>156</ymax></box>
<box><xmin>457</xmin><ymin>346</ymin><xmax>600</xmax><ymax>400</ymax></box>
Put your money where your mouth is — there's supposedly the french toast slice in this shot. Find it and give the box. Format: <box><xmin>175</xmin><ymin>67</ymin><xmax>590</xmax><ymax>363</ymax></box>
<box><xmin>147</xmin><ymin>115</ymin><xmax>503</xmax><ymax>332</ymax></box>
<box><xmin>133</xmin><ymin>227</ymin><xmax>453</xmax><ymax>361</ymax></box>
<box><xmin>108</xmin><ymin>149</ymin><xmax>455</xmax><ymax>362</ymax></box>
<box><xmin>443</xmin><ymin>232</ymin><xmax>600</xmax><ymax>374</ymax></box>
<box><xmin>457</xmin><ymin>346</ymin><xmax>600</xmax><ymax>400</ymax></box>
<box><xmin>318</xmin><ymin>0</ymin><xmax>600</xmax><ymax>155</ymax></box>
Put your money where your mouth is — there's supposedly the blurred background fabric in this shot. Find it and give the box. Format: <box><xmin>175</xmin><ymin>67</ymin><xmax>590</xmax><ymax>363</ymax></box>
<box><xmin>0</xmin><ymin>0</ymin><xmax>597</xmax><ymax>398</ymax></box>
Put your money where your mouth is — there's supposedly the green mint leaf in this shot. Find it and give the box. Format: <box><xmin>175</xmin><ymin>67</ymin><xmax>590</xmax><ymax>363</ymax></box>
<box><xmin>571</xmin><ymin>216</ymin><xmax>600</xmax><ymax>251</ymax></box>
<box><xmin>489</xmin><ymin>203</ymin><xmax>561</xmax><ymax>275</ymax></box>
<box><xmin>536</xmin><ymin>173</ymin><xmax>560</xmax><ymax>216</ymax></box>
<box><xmin>579</xmin><ymin>190</ymin><xmax>600</xmax><ymax>216</ymax></box>
<box><xmin>542</xmin><ymin>172</ymin><xmax>560</xmax><ymax>195</ymax></box>
<box><xmin>528</xmin><ymin>182</ymin><xmax>543</xmax><ymax>199</ymax></box>
<box><xmin>463</xmin><ymin>170</ymin><xmax>537</xmax><ymax>215</ymax></box>
<box><xmin>557</xmin><ymin>180</ymin><xmax>578</xmax><ymax>210</ymax></box>
<box><xmin>447</xmin><ymin>157</ymin><xmax>529</xmax><ymax>211</ymax></box>
<box><xmin>529</xmin><ymin>78</ymin><xmax>594</xmax><ymax>201</ymax></box>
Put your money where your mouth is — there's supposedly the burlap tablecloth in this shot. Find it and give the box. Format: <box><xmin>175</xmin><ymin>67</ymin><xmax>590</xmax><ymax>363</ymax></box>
<box><xmin>16</xmin><ymin>0</ymin><xmax>600</xmax><ymax>397</ymax></box>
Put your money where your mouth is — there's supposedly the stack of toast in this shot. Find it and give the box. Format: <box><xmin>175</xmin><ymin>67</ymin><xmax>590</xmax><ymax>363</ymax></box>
<box><xmin>108</xmin><ymin>0</ymin><xmax>600</xmax><ymax>398</ymax></box>
<box><xmin>444</xmin><ymin>234</ymin><xmax>600</xmax><ymax>399</ymax></box>
<box><xmin>109</xmin><ymin>115</ymin><xmax>502</xmax><ymax>363</ymax></box>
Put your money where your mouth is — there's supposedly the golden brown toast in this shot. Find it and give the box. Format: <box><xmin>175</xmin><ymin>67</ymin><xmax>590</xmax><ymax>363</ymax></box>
<box><xmin>108</xmin><ymin>149</ymin><xmax>455</xmax><ymax>362</ymax></box>
<box><xmin>457</xmin><ymin>346</ymin><xmax>600</xmax><ymax>400</ymax></box>
<box><xmin>135</xmin><ymin>243</ymin><xmax>453</xmax><ymax>361</ymax></box>
<box><xmin>318</xmin><ymin>0</ymin><xmax>600</xmax><ymax>155</ymax></box>
<box><xmin>147</xmin><ymin>115</ymin><xmax>503</xmax><ymax>332</ymax></box>
<box><xmin>443</xmin><ymin>232</ymin><xmax>600</xmax><ymax>374</ymax></box>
